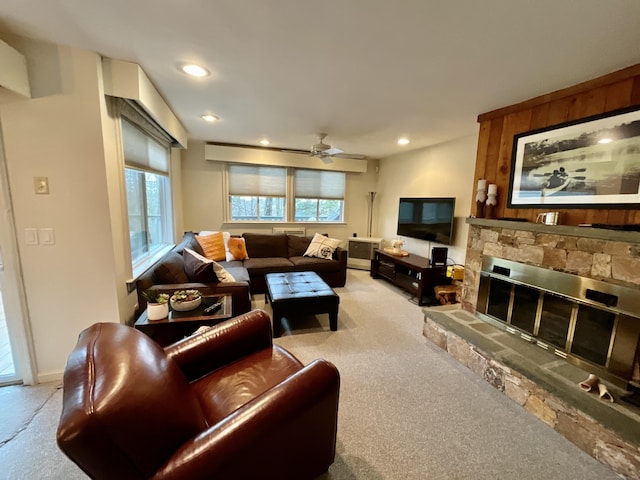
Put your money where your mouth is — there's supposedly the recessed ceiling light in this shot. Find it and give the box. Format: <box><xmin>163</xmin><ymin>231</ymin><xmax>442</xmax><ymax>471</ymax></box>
<box><xmin>259</xmin><ymin>139</ymin><xmax>270</xmax><ymax>146</ymax></box>
<box><xmin>181</xmin><ymin>64</ymin><xmax>210</xmax><ymax>77</ymax></box>
<box><xmin>201</xmin><ymin>114</ymin><xmax>218</xmax><ymax>122</ymax></box>
<box><xmin>397</xmin><ymin>137</ymin><xmax>410</xmax><ymax>145</ymax></box>
<box><xmin>598</xmin><ymin>137</ymin><xmax>613</xmax><ymax>144</ymax></box>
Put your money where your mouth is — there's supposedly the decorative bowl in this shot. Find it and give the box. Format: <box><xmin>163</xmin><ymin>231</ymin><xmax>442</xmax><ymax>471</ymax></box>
<box><xmin>170</xmin><ymin>296</ymin><xmax>202</xmax><ymax>311</ymax></box>
<box><xmin>170</xmin><ymin>290</ymin><xmax>202</xmax><ymax>311</ymax></box>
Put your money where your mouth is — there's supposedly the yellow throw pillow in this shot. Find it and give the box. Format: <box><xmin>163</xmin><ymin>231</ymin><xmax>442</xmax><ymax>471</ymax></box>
<box><xmin>226</xmin><ymin>237</ymin><xmax>249</xmax><ymax>260</ymax></box>
<box><xmin>196</xmin><ymin>232</ymin><xmax>226</xmax><ymax>261</ymax></box>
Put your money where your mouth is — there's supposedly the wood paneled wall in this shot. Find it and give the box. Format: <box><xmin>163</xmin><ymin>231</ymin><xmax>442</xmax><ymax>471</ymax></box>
<box><xmin>473</xmin><ymin>64</ymin><xmax>640</xmax><ymax>225</ymax></box>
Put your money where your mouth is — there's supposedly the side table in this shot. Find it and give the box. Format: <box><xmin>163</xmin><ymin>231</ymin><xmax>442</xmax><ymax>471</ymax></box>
<box><xmin>134</xmin><ymin>294</ymin><xmax>232</xmax><ymax>346</ymax></box>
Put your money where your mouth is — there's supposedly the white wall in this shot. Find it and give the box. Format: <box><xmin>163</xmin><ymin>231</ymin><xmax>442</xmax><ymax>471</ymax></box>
<box><xmin>180</xmin><ymin>141</ymin><xmax>379</xmax><ymax>241</ymax></box>
<box><xmin>0</xmin><ymin>38</ymin><xmax>124</xmax><ymax>382</ymax></box>
<box><xmin>376</xmin><ymin>135</ymin><xmax>478</xmax><ymax>265</ymax></box>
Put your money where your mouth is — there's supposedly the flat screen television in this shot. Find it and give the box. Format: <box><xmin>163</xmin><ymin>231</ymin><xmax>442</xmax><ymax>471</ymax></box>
<box><xmin>396</xmin><ymin>197</ymin><xmax>456</xmax><ymax>245</ymax></box>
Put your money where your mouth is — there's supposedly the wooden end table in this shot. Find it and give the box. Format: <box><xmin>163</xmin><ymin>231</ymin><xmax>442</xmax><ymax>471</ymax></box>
<box><xmin>134</xmin><ymin>294</ymin><xmax>232</xmax><ymax>346</ymax></box>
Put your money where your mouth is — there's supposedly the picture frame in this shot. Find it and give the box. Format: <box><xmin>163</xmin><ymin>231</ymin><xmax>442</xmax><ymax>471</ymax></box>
<box><xmin>507</xmin><ymin>106</ymin><xmax>640</xmax><ymax>208</ymax></box>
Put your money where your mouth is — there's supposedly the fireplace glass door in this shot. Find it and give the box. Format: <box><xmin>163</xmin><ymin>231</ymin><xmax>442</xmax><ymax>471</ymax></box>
<box><xmin>510</xmin><ymin>284</ymin><xmax>539</xmax><ymax>335</ymax></box>
<box><xmin>487</xmin><ymin>278</ymin><xmax>511</xmax><ymax>322</ymax></box>
<box><xmin>571</xmin><ymin>305</ymin><xmax>615</xmax><ymax>366</ymax></box>
<box><xmin>537</xmin><ymin>293</ymin><xmax>573</xmax><ymax>350</ymax></box>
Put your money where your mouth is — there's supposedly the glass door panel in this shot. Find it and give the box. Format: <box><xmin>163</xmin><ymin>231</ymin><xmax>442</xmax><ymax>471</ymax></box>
<box><xmin>511</xmin><ymin>284</ymin><xmax>539</xmax><ymax>334</ymax></box>
<box><xmin>571</xmin><ymin>305</ymin><xmax>615</xmax><ymax>366</ymax></box>
<box><xmin>538</xmin><ymin>293</ymin><xmax>573</xmax><ymax>350</ymax></box>
<box><xmin>487</xmin><ymin>278</ymin><xmax>511</xmax><ymax>323</ymax></box>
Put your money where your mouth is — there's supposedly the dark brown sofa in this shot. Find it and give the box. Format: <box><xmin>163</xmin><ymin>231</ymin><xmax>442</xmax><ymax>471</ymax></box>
<box><xmin>241</xmin><ymin>232</ymin><xmax>347</xmax><ymax>294</ymax></box>
<box><xmin>135</xmin><ymin>232</ymin><xmax>252</xmax><ymax>319</ymax></box>
<box><xmin>57</xmin><ymin>310</ymin><xmax>340</xmax><ymax>480</ymax></box>
<box><xmin>135</xmin><ymin>232</ymin><xmax>347</xmax><ymax>318</ymax></box>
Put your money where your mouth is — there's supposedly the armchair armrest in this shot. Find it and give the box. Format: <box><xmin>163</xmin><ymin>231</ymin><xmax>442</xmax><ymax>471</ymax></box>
<box><xmin>164</xmin><ymin>309</ymin><xmax>273</xmax><ymax>382</ymax></box>
<box><xmin>151</xmin><ymin>359</ymin><xmax>340</xmax><ymax>480</ymax></box>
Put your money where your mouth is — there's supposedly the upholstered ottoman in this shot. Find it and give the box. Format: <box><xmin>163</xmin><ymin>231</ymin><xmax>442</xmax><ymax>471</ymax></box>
<box><xmin>265</xmin><ymin>271</ymin><xmax>339</xmax><ymax>337</ymax></box>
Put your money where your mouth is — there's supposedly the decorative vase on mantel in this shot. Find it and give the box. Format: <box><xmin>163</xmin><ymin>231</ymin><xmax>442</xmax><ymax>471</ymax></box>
<box><xmin>485</xmin><ymin>183</ymin><xmax>497</xmax><ymax>219</ymax></box>
<box><xmin>475</xmin><ymin>179</ymin><xmax>487</xmax><ymax>218</ymax></box>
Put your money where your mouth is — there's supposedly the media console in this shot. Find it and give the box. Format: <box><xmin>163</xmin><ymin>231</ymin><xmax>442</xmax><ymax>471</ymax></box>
<box><xmin>370</xmin><ymin>249</ymin><xmax>449</xmax><ymax>306</ymax></box>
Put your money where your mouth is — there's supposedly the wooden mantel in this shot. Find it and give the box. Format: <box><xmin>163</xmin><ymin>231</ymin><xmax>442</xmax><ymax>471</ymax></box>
<box><xmin>466</xmin><ymin>217</ymin><xmax>640</xmax><ymax>244</ymax></box>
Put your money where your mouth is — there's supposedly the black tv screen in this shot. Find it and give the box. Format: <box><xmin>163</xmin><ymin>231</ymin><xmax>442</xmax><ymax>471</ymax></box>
<box><xmin>396</xmin><ymin>197</ymin><xmax>455</xmax><ymax>245</ymax></box>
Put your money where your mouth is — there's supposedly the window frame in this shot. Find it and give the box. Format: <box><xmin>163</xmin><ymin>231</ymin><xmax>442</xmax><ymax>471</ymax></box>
<box><xmin>117</xmin><ymin>104</ymin><xmax>175</xmax><ymax>277</ymax></box>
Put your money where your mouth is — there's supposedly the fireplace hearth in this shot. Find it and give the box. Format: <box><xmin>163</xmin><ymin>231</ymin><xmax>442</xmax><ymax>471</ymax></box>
<box><xmin>476</xmin><ymin>256</ymin><xmax>640</xmax><ymax>389</ymax></box>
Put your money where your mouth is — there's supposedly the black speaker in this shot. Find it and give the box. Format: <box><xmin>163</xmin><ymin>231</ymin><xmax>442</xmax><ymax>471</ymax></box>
<box><xmin>431</xmin><ymin>247</ymin><xmax>448</xmax><ymax>267</ymax></box>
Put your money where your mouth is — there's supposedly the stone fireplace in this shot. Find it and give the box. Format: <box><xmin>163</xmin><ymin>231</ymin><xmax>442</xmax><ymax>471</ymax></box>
<box><xmin>421</xmin><ymin>217</ymin><xmax>640</xmax><ymax>477</ymax></box>
<box><xmin>462</xmin><ymin>218</ymin><xmax>640</xmax><ymax>393</ymax></box>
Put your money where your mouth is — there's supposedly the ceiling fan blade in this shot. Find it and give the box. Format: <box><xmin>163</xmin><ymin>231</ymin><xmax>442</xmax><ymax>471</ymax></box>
<box><xmin>324</xmin><ymin>147</ymin><xmax>343</xmax><ymax>156</ymax></box>
<box><xmin>320</xmin><ymin>155</ymin><xmax>334</xmax><ymax>164</ymax></box>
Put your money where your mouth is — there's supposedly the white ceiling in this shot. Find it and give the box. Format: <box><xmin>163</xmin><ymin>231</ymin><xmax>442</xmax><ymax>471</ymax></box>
<box><xmin>2</xmin><ymin>0</ymin><xmax>640</xmax><ymax>158</ymax></box>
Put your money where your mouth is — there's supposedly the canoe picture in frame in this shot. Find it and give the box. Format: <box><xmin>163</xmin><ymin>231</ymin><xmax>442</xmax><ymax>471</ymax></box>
<box><xmin>507</xmin><ymin>106</ymin><xmax>640</xmax><ymax>208</ymax></box>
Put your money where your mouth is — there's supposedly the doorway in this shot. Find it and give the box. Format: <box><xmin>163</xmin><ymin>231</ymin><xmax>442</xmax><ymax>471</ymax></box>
<box><xmin>0</xmin><ymin>117</ymin><xmax>35</xmax><ymax>386</ymax></box>
<box><xmin>0</xmin><ymin>280</ymin><xmax>17</xmax><ymax>382</ymax></box>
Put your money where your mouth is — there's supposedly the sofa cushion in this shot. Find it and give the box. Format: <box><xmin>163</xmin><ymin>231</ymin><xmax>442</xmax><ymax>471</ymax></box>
<box><xmin>226</xmin><ymin>237</ymin><xmax>249</xmax><ymax>261</ymax></box>
<box><xmin>304</xmin><ymin>233</ymin><xmax>342</xmax><ymax>260</ymax></box>
<box><xmin>289</xmin><ymin>256</ymin><xmax>341</xmax><ymax>273</ymax></box>
<box><xmin>222</xmin><ymin>266</ymin><xmax>250</xmax><ymax>284</ymax></box>
<box><xmin>196</xmin><ymin>232</ymin><xmax>227</xmax><ymax>261</ymax></box>
<box><xmin>153</xmin><ymin>252</ymin><xmax>189</xmax><ymax>284</ymax></box>
<box><xmin>243</xmin><ymin>257</ymin><xmax>294</xmax><ymax>276</ymax></box>
<box><xmin>183</xmin><ymin>248</ymin><xmax>219</xmax><ymax>283</ymax></box>
<box><xmin>287</xmin><ymin>235</ymin><xmax>312</xmax><ymax>257</ymax></box>
<box><xmin>243</xmin><ymin>233</ymin><xmax>288</xmax><ymax>258</ymax></box>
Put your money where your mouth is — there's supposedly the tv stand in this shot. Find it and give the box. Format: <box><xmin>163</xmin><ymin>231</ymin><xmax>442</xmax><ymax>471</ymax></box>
<box><xmin>370</xmin><ymin>249</ymin><xmax>449</xmax><ymax>306</ymax></box>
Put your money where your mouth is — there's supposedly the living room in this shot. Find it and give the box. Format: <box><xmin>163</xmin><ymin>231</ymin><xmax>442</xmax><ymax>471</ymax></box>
<box><xmin>1</xmin><ymin>2</ymin><xmax>640</xmax><ymax>478</ymax></box>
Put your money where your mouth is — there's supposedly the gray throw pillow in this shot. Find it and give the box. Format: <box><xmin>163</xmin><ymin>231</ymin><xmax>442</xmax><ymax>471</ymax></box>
<box><xmin>183</xmin><ymin>249</ymin><xmax>219</xmax><ymax>283</ymax></box>
<box><xmin>153</xmin><ymin>252</ymin><xmax>189</xmax><ymax>284</ymax></box>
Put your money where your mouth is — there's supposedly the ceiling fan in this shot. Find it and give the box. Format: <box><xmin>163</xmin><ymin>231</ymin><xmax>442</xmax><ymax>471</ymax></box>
<box><xmin>308</xmin><ymin>133</ymin><xmax>366</xmax><ymax>164</ymax></box>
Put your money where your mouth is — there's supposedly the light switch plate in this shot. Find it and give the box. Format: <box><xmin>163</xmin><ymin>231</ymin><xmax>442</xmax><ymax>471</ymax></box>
<box><xmin>25</xmin><ymin>228</ymin><xmax>38</xmax><ymax>245</ymax></box>
<box><xmin>34</xmin><ymin>176</ymin><xmax>49</xmax><ymax>195</ymax></box>
<box><xmin>38</xmin><ymin>228</ymin><xmax>55</xmax><ymax>245</ymax></box>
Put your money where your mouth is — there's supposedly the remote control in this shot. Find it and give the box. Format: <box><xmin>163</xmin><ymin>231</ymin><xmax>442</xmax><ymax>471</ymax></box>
<box><xmin>204</xmin><ymin>302</ymin><xmax>222</xmax><ymax>313</ymax></box>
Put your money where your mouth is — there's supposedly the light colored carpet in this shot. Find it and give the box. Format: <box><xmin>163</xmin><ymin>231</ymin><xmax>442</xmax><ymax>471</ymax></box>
<box><xmin>0</xmin><ymin>269</ymin><xmax>620</xmax><ymax>479</ymax></box>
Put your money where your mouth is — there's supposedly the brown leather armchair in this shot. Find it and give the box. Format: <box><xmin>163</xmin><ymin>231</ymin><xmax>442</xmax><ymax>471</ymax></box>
<box><xmin>56</xmin><ymin>310</ymin><xmax>340</xmax><ymax>480</ymax></box>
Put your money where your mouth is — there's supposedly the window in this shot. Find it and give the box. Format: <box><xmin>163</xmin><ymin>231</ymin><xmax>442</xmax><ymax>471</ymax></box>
<box><xmin>227</xmin><ymin>164</ymin><xmax>345</xmax><ymax>222</ymax></box>
<box><xmin>228</xmin><ymin>165</ymin><xmax>286</xmax><ymax>221</ymax></box>
<box><xmin>121</xmin><ymin>118</ymin><xmax>172</xmax><ymax>268</ymax></box>
<box><xmin>294</xmin><ymin>169</ymin><xmax>344</xmax><ymax>221</ymax></box>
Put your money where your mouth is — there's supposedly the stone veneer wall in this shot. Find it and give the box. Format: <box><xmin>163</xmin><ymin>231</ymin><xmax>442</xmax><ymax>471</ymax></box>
<box><xmin>461</xmin><ymin>222</ymin><xmax>640</xmax><ymax>314</ymax></box>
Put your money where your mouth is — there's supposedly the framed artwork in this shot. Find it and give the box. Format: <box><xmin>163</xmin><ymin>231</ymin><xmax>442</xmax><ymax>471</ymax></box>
<box><xmin>507</xmin><ymin>106</ymin><xmax>640</xmax><ymax>208</ymax></box>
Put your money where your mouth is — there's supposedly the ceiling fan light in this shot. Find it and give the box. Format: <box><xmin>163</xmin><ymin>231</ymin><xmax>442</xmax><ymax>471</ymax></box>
<box><xmin>181</xmin><ymin>64</ymin><xmax>210</xmax><ymax>77</ymax></box>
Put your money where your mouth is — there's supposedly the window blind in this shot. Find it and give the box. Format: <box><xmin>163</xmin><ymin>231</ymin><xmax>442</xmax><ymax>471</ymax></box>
<box><xmin>122</xmin><ymin>119</ymin><xmax>169</xmax><ymax>174</ymax></box>
<box><xmin>294</xmin><ymin>169</ymin><xmax>345</xmax><ymax>199</ymax></box>
<box><xmin>228</xmin><ymin>164</ymin><xmax>286</xmax><ymax>196</ymax></box>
